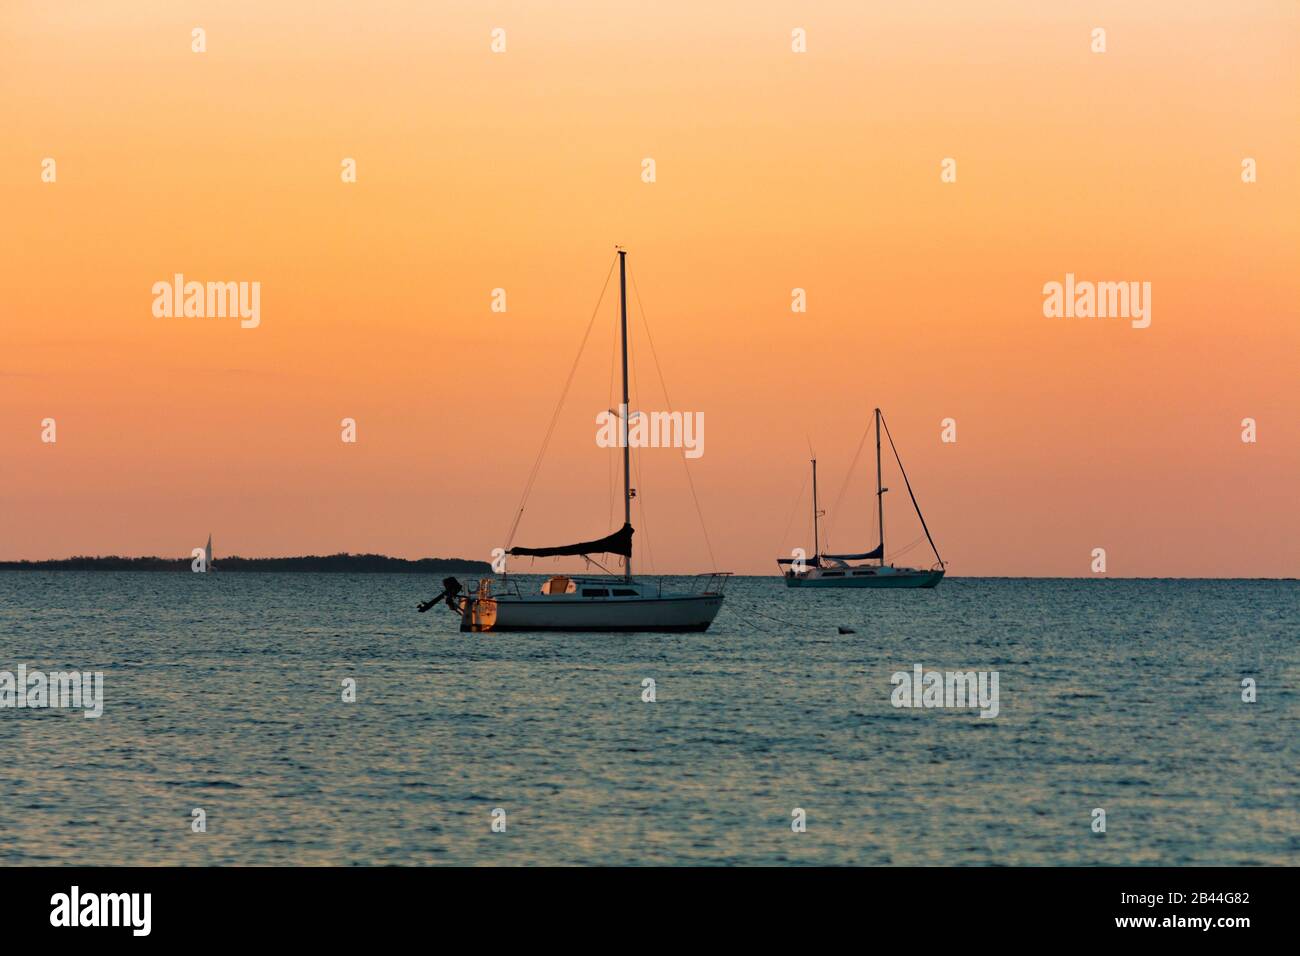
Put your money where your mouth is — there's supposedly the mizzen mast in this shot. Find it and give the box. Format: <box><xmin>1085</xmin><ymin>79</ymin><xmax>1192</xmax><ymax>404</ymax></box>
<box><xmin>811</xmin><ymin>457</ymin><xmax>820</xmax><ymax>563</ymax></box>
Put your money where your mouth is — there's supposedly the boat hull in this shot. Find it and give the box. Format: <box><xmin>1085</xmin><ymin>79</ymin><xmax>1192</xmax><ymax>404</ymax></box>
<box><xmin>458</xmin><ymin>592</ymin><xmax>724</xmax><ymax>633</ymax></box>
<box><xmin>783</xmin><ymin>567</ymin><xmax>945</xmax><ymax>589</ymax></box>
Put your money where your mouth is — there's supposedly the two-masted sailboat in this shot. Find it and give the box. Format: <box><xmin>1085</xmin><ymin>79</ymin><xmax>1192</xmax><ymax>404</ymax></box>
<box><xmin>776</xmin><ymin>409</ymin><xmax>945</xmax><ymax>588</ymax></box>
<box><xmin>433</xmin><ymin>249</ymin><xmax>728</xmax><ymax>632</ymax></box>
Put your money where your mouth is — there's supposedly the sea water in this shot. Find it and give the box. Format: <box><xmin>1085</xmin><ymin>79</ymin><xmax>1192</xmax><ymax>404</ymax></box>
<box><xmin>0</xmin><ymin>573</ymin><xmax>1295</xmax><ymax>865</ymax></box>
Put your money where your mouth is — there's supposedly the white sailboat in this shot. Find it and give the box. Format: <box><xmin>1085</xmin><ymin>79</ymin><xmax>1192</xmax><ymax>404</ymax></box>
<box><xmin>430</xmin><ymin>249</ymin><xmax>728</xmax><ymax>633</ymax></box>
<box><xmin>777</xmin><ymin>409</ymin><xmax>945</xmax><ymax>588</ymax></box>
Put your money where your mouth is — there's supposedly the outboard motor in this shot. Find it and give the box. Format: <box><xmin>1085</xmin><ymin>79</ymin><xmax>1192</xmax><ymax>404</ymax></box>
<box><xmin>417</xmin><ymin>577</ymin><xmax>463</xmax><ymax>614</ymax></box>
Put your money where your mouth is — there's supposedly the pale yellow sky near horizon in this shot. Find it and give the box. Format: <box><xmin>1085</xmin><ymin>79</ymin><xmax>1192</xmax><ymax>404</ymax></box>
<box><xmin>1</xmin><ymin>1</ymin><xmax>1297</xmax><ymax>576</ymax></box>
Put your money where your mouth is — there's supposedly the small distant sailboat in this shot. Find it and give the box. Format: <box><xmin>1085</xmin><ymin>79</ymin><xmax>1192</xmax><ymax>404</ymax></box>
<box><xmin>777</xmin><ymin>409</ymin><xmax>944</xmax><ymax>588</ymax></box>
<box><xmin>204</xmin><ymin>533</ymin><xmax>215</xmax><ymax>572</ymax></box>
<box><xmin>431</xmin><ymin>249</ymin><xmax>728</xmax><ymax>632</ymax></box>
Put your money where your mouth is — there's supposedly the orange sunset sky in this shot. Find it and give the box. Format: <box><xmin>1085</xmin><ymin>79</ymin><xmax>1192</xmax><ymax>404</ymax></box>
<box><xmin>2</xmin><ymin>1</ymin><xmax>1297</xmax><ymax>577</ymax></box>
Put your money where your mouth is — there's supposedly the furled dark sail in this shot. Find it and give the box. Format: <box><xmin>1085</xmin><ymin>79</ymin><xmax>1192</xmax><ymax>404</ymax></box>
<box><xmin>821</xmin><ymin>545</ymin><xmax>883</xmax><ymax>561</ymax></box>
<box><xmin>508</xmin><ymin>522</ymin><xmax>634</xmax><ymax>558</ymax></box>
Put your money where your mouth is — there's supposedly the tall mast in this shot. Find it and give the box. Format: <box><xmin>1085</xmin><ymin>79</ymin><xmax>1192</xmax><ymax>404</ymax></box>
<box><xmin>811</xmin><ymin>457</ymin><xmax>820</xmax><ymax>561</ymax></box>
<box><xmin>875</xmin><ymin>407</ymin><xmax>885</xmax><ymax>566</ymax></box>
<box><xmin>618</xmin><ymin>249</ymin><xmax>632</xmax><ymax>582</ymax></box>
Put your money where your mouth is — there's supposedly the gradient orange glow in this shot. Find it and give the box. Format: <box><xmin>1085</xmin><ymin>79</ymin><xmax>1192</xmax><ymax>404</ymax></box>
<box><xmin>2</xmin><ymin>1</ymin><xmax>1297</xmax><ymax>576</ymax></box>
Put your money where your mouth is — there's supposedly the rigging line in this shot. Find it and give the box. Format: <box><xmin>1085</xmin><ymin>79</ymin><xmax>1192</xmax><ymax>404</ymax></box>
<box><xmin>890</xmin><ymin>533</ymin><xmax>927</xmax><ymax>559</ymax></box>
<box><xmin>807</xmin><ymin>435</ymin><xmax>825</xmax><ymax>553</ymax></box>
<box><xmin>879</xmin><ymin>411</ymin><xmax>944</xmax><ymax>566</ymax></box>
<box><xmin>634</xmin><ymin>446</ymin><xmax>655</xmax><ymax>575</ymax></box>
<box><xmin>629</xmin><ymin>271</ymin><xmax>718</xmax><ymax>571</ymax></box>
<box><xmin>804</xmin><ymin>435</ymin><xmax>823</xmax><ymax>551</ymax></box>
<box><xmin>504</xmin><ymin>257</ymin><xmax>618</xmax><ymax>550</ymax></box>
<box><xmin>775</xmin><ymin>465</ymin><xmax>811</xmax><ymax>556</ymax></box>
<box><xmin>607</xmin><ymin>293</ymin><xmax>619</xmax><ymax>531</ymax></box>
<box><xmin>824</xmin><ymin>419</ymin><xmax>872</xmax><ymax>547</ymax></box>
<box><xmin>527</xmin><ymin>552</ymin><xmax>618</xmax><ymax>575</ymax></box>
<box><xmin>629</xmin><ymin>353</ymin><xmax>655</xmax><ymax>576</ymax></box>
<box><xmin>582</xmin><ymin>554</ymin><xmax>617</xmax><ymax>575</ymax></box>
<box><xmin>740</xmin><ymin>600</ymin><xmax>807</xmax><ymax>632</ymax></box>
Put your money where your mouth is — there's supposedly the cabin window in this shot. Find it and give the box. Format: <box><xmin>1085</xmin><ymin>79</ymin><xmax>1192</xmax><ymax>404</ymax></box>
<box><xmin>581</xmin><ymin>588</ymin><xmax>610</xmax><ymax>597</ymax></box>
<box><xmin>822</xmin><ymin>572</ymin><xmax>844</xmax><ymax>577</ymax></box>
<box><xmin>612</xmin><ymin>589</ymin><xmax>638</xmax><ymax>596</ymax></box>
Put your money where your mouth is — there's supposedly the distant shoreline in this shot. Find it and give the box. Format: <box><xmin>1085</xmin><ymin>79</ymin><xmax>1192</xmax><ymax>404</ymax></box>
<box><xmin>0</xmin><ymin>554</ymin><xmax>492</xmax><ymax>573</ymax></box>
<box><xmin>0</xmin><ymin>560</ymin><xmax>1292</xmax><ymax>580</ymax></box>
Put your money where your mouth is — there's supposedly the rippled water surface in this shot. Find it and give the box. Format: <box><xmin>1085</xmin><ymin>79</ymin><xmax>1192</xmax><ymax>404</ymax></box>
<box><xmin>1</xmin><ymin>573</ymin><xmax>1296</xmax><ymax>865</ymax></box>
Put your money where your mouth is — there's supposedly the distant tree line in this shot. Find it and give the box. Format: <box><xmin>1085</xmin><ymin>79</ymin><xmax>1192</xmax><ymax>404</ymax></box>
<box><xmin>0</xmin><ymin>554</ymin><xmax>492</xmax><ymax>573</ymax></box>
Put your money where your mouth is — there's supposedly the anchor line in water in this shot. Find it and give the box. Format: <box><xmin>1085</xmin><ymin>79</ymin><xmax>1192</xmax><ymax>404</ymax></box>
<box><xmin>731</xmin><ymin>599</ymin><xmax>814</xmax><ymax>633</ymax></box>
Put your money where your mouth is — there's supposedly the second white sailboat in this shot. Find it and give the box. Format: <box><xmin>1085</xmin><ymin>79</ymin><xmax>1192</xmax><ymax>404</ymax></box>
<box><xmin>777</xmin><ymin>409</ymin><xmax>945</xmax><ymax>588</ymax></box>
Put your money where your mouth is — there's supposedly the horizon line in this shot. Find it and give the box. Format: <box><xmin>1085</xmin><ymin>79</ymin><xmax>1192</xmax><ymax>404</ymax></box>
<box><xmin>0</xmin><ymin>555</ymin><xmax>1293</xmax><ymax>582</ymax></box>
